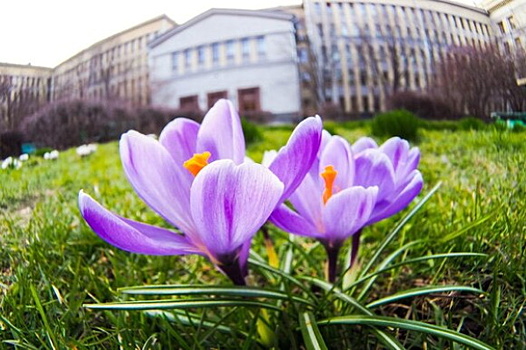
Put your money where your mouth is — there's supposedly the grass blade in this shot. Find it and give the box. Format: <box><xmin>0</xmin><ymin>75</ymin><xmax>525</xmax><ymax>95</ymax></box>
<box><xmin>84</xmin><ymin>298</ymin><xmax>281</xmax><ymax>311</ymax></box>
<box><xmin>119</xmin><ymin>285</ymin><xmax>314</xmax><ymax>307</ymax></box>
<box><xmin>360</xmin><ymin>182</ymin><xmax>442</xmax><ymax>279</ymax></box>
<box><xmin>248</xmin><ymin>258</ymin><xmax>316</xmax><ymax>299</ymax></box>
<box><xmin>366</xmin><ymin>285</ymin><xmax>483</xmax><ymax>309</ymax></box>
<box><xmin>303</xmin><ymin>277</ymin><xmax>405</xmax><ymax>350</ymax></box>
<box><xmin>318</xmin><ymin>315</ymin><xmax>495</xmax><ymax>350</ymax></box>
<box><xmin>299</xmin><ymin>312</ymin><xmax>328</xmax><ymax>350</ymax></box>
<box><xmin>30</xmin><ymin>285</ymin><xmax>58</xmax><ymax>350</ymax></box>
<box><xmin>355</xmin><ymin>241</ymin><xmax>421</xmax><ymax>301</ymax></box>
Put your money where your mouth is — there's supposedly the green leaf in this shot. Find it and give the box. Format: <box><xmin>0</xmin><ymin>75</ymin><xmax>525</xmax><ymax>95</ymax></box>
<box><xmin>354</xmin><ymin>252</ymin><xmax>486</xmax><ymax>302</ymax></box>
<box><xmin>303</xmin><ymin>277</ymin><xmax>405</xmax><ymax>350</ymax></box>
<box><xmin>318</xmin><ymin>315</ymin><xmax>495</xmax><ymax>350</ymax></box>
<box><xmin>145</xmin><ymin>310</ymin><xmax>234</xmax><ymax>333</ymax></box>
<box><xmin>360</xmin><ymin>182</ymin><xmax>442</xmax><ymax>278</ymax></box>
<box><xmin>119</xmin><ymin>285</ymin><xmax>314</xmax><ymax>307</ymax></box>
<box><xmin>249</xmin><ymin>258</ymin><xmax>317</xmax><ymax>299</ymax></box>
<box><xmin>84</xmin><ymin>298</ymin><xmax>281</xmax><ymax>311</ymax></box>
<box><xmin>366</xmin><ymin>285</ymin><xmax>483</xmax><ymax>308</ymax></box>
<box><xmin>299</xmin><ymin>312</ymin><xmax>328</xmax><ymax>350</ymax></box>
<box><xmin>355</xmin><ymin>241</ymin><xmax>421</xmax><ymax>301</ymax></box>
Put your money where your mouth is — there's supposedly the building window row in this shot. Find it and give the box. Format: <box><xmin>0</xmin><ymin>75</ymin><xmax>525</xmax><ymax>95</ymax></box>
<box><xmin>180</xmin><ymin>87</ymin><xmax>261</xmax><ymax>115</ymax></box>
<box><xmin>312</xmin><ymin>1</ymin><xmax>491</xmax><ymax>39</ymax></box>
<box><xmin>171</xmin><ymin>36</ymin><xmax>266</xmax><ymax>75</ymax></box>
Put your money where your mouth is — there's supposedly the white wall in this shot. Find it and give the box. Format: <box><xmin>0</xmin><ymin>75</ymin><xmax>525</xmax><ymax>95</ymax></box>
<box><xmin>149</xmin><ymin>11</ymin><xmax>301</xmax><ymax>116</ymax></box>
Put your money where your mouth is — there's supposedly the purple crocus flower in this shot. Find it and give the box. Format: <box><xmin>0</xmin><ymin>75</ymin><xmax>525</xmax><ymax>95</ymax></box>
<box><xmin>351</xmin><ymin>136</ymin><xmax>423</xmax><ymax>224</ymax></box>
<box><xmin>79</xmin><ymin>99</ymin><xmax>322</xmax><ymax>284</ymax></box>
<box><xmin>270</xmin><ymin>132</ymin><xmax>423</xmax><ymax>282</ymax></box>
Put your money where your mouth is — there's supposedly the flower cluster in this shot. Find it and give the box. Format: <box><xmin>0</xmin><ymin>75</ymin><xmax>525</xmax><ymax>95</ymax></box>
<box><xmin>44</xmin><ymin>150</ymin><xmax>59</xmax><ymax>160</ymax></box>
<box><xmin>76</xmin><ymin>143</ymin><xmax>97</xmax><ymax>157</ymax></box>
<box><xmin>79</xmin><ymin>99</ymin><xmax>422</xmax><ymax>285</ymax></box>
<box><xmin>2</xmin><ymin>156</ymin><xmax>22</xmax><ymax>170</ymax></box>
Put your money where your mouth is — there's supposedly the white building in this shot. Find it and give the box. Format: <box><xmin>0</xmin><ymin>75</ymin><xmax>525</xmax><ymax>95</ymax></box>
<box><xmin>482</xmin><ymin>0</ymin><xmax>526</xmax><ymax>54</ymax></box>
<box><xmin>148</xmin><ymin>8</ymin><xmax>301</xmax><ymax>121</ymax></box>
<box><xmin>303</xmin><ymin>0</ymin><xmax>494</xmax><ymax>114</ymax></box>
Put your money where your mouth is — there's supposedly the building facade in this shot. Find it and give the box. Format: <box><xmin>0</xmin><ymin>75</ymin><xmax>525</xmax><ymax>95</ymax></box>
<box><xmin>482</xmin><ymin>0</ymin><xmax>526</xmax><ymax>53</ymax></box>
<box><xmin>52</xmin><ymin>15</ymin><xmax>176</xmax><ymax>106</ymax></box>
<box><xmin>302</xmin><ymin>0</ymin><xmax>494</xmax><ymax>115</ymax></box>
<box><xmin>0</xmin><ymin>63</ymin><xmax>52</xmax><ymax>130</ymax></box>
<box><xmin>482</xmin><ymin>0</ymin><xmax>526</xmax><ymax>85</ymax></box>
<box><xmin>148</xmin><ymin>8</ymin><xmax>302</xmax><ymax>120</ymax></box>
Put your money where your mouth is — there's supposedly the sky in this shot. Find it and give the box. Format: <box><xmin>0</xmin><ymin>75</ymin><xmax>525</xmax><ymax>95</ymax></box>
<box><xmin>1</xmin><ymin>0</ymin><xmax>482</xmax><ymax>68</ymax></box>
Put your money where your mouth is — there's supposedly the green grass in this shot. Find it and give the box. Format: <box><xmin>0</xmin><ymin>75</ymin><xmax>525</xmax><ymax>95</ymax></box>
<box><xmin>1</xmin><ymin>126</ymin><xmax>525</xmax><ymax>349</ymax></box>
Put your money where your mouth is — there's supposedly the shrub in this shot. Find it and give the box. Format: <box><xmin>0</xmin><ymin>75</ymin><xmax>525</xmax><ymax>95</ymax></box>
<box><xmin>511</xmin><ymin>122</ymin><xmax>526</xmax><ymax>133</ymax></box>
<box><xmin>387</xmin><ymin>91</ymin><xmax>458</xmax><ymax>119</ymax></box>
<box><xmin>241</xmin><ymin>118</ymin><xmax>263</xmax><ymax>145</ymax></box>
<box><xmin>0</xmin><ymin>131</ymin><xmax>23</xmax><ymax>159</ymax></box>
<box><xmin>371</xmin><ymin>109</ymin><xmax>420</xmax><ymax>141</ymax></box>
<box><xmin>458</xmin><ymin>117</ymin><xmax>487</xmax><ymax>131</ymax></box>
<box><xmin>19</xmin><ymin>100</ymin><xmax>196</xmax><ymax>149</ymax></box>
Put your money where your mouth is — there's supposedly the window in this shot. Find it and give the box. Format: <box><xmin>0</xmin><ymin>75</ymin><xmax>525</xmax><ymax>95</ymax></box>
<box><xmin>211</xmin><ymin>42</ymin><xmax>220</xmax><ymax>65</ymax></box>
<box><xmin>497</xmin><ymin>21</ymin><xmax>505</xmax><ymax>34</ymax></box>
<box><xmin>503</xmin><ymin>42</ymin><xmax>511</xmax><ymax>54</ymax></box>
<box><xmin>238</xmin><ymin>87</ymin><xmax>260</xmax><ymax>115</ymax></box>
<box><xmin>180</xmin><ymin>95</ymin><xmax>199</xmax><ymax>112</ymax></box>
<box><xmin>298</xmin><ymin>47</ymin><xmax>308</xmax><ymax>63</ymax></box>
<box><xmin>241</xmin><ymin>38</ymin><xmax>250</xmax><ymax>61</ymax></box>
<box><xmin>207</xmin><ymin>91</ymin><xmax>228</xmax><ymax>109</ymax></box>
<box><xmin>171</xmin><ymin>52</ymin><xmax>179</xmax><ymax>72</ymax></box>
<box><xmin>184</xmin><ymin>49</ymin><xmax>192</xmax><ymax>69</ymax></box>
<box><xmin>197</xmin><ymin>46</ymin><xmax>205</xmax><ymax>66</ymax></box>
<box><xmin>257</xmin><ymin>36</ymin><xmax>266</xmax><ymax>59</ymax></box>
<box><xmin>508</xmin><ymin>16</ymin><xmax>516</xmax><ymax>29</ymax></box>
<box><xmin>226</xmin><ymin>40</ymin><xmax>235</xmax><ymax>63</ymax></box>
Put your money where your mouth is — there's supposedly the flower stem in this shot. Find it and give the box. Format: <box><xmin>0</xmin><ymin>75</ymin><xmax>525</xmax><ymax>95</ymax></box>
<box><xmin>218</xmin><ymin>259</ymin><xmax>246</xmax><ymax>286</ymax></box>
<box><xmin>324</xmin><ymin>243</ymin><xmax>341</xmax><ymax>283</ymax></box>
<box><xmin>349</xmin><ymin>229</ymin><xmax>362</xmax><ymax>269</ymax></box>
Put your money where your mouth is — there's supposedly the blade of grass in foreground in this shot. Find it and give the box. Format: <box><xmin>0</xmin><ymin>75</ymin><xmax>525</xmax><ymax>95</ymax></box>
<box><xmin>118</xmin><ymin>285</ymin><xmax>313</xmax><ymax>307</ymax></box>
<box><xmin>366</xmin><ymin>285</ymin><xmax>483</xmax><ymax>308</ymax></box>
<box><xmin>299</xmin><ymin>312</ymin><xmax>328</xmax><ymax>350</ymax></box>
<box><xmin>318</xmin><ymin>315</ymin><xmax>495</xmax><ymax>350</ymax></box>
<box><xmin>303</xmin><ymin>277</ymin><xmax>405</xmax><ymax>350</ymax></box>
<box><xmin>360</xmin><ymin>182</ymin><xmax>442</xmax><ymax>279</ymax></box>
<box><xmin>84</xmin><ymin>298</ymin><xmax>281</xmax><ymax>311</ymax></box>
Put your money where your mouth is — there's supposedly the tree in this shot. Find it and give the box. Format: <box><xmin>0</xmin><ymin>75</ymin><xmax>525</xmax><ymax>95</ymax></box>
<box><xmin>432</xmin><ymin>45</ymin><xmax>526</xmax><ymax>118</ymax></box>
<box><xmin>0</xmin><ymin>75</ymin><xmax>45</xmax><ymax>131</ymax></box>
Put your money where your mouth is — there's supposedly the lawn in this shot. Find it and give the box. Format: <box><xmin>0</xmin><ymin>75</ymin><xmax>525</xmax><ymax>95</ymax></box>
<box><xmin>0</xmin><ymin>124</ymin><xmax>525</xmax><ymax>349</ymax></box>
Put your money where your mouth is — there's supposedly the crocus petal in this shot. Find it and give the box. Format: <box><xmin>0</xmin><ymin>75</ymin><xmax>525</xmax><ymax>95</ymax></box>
<box><xmin>320</xmin><ymin>135</ymin><xmax>355</xmax><ymax>190</ymax></box>
<box><xmin>352</xmin><ymin>137</ymin><xmax>378</xmax><ymax>154</ymax></box>
<box><xmin>268</xmin><ymin>116</ymin><xmax>322</xmax><ymax>202</ymax></box>
<box><xmin>353</xmin><ymin>150</ymin><xmax>396</xmax><ymax>202</ymax></box>
<box><xmin>79</xmin><ymin>191</ymin><xmax>199</xmax><ymax>255</ymax></box>
<box><xmin>159</xmin><ymin>118</ymin><xmax>200</xmax><ymax>166</ymax></box>
<box><xmin>288</xmin><ymin>169</ymin><xmax>323</xmax><ymax>228</ymax></box>
<box><xmin>322</xmin><ymin>186</ymin><xmax>378</xmax><ymax>243</ymax></box>
<box><xmin>120</xmin><ymin>131</ymin><xmax>195</xmax><ymax>235</ymax></box>
<box><xmin>368</xmin><ymin>170</ymin><xmax>423</xmax><ymax>224</ymax></box>
<box><xmin>196</xmin><ymin>99</ymin><xmax>245</xmax><ymax>164</ymax></box>
<box><xmin>269</xmin><ymin>204</ymin><xmax>320</xmax><ymax>238</ymax></box>
<box><xmin>190</xmin><ymin>160</ymin><xmax>284</xmax><ymax>258</ymax></box>
<box><xmin>396</xmin><ymin>147</ymin><xmax>421</xmax><ymax>183</ymax></box>
<box><xmin>379</xmin><ymin>137</ymin><xmax>409</xmax><ymax>173</ymax></box>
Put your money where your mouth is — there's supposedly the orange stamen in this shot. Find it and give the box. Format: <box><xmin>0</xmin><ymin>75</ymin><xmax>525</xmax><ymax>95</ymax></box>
<box><xmin>321</xmin><ymin>165</ymin><xmax>338</xmax><ymax>204</ymax></box>
<box><xmin>183</xmin><ymin>151</ymin><xmax>211</xmax><ymax>176</ymax></box>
